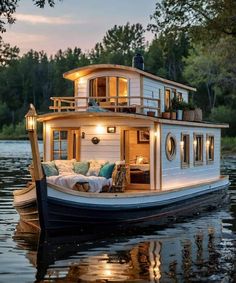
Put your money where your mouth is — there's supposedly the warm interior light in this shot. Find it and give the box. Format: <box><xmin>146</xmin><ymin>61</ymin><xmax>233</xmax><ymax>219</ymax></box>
<box><xmin>180</xmin><ymin>141</ymin><xmax>184</xmax><ymax>148</ymax></box>
<box><xmin>96</xmin><ymin>125</ymin><xmax>105</xmax><ymax>134</ymax></box>
<box><xmin>154</xmin><ymin>131</ymin><xmax>159</xmax><ymax>137</ymax></box>
<box><xmin>206</xmin><ymin>140</ymin><xmax>210</xmax><ymax>146</ymax></box>
<box><xmin>25</xmin><ymin>104</ymin><xmax>37</xmax><ymax>131</ymax></box>
<box><xmin>193</xmin><ymin>140</ymin><xmax>197</xmax><ymax>147</ymax></box>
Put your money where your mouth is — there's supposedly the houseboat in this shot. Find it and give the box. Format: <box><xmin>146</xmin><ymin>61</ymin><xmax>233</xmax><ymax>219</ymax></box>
<box><xmin>13</xmin><ymin>56</ymin><xmax>229</xmax><ymax>231</ymax></box>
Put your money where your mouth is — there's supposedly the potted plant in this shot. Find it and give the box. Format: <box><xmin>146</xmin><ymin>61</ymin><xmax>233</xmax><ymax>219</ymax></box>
<box><xmin>183</xmin><ymin>101</ymin><xmax>195</xmax><ymax>121</ymax></box>
<box><xmin>171</xmin><ymin>97</ymin><xmax>181</xmax><ymax>120</ymax></box>
<box><xmin>162</xmin><ymin>108</ymin><xmax>171</xmax><ymax>119</ymax></box>
<box><xmin>170</xmin><ymin>106</ymin><xmax>176</xmax><ymax>120</ymax></box>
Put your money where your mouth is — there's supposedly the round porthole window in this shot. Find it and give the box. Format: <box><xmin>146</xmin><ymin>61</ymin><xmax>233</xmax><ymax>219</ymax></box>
<box><xmin>165</xmin><ymin>133</ymin><xmax>176</xmax><ymax>161</ymax></box>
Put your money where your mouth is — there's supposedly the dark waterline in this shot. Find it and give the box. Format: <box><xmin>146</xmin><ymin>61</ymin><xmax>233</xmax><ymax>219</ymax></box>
<box><xmin>0</xmin><ymin>140</ymin><xmax>235</xmax><ymax>283</ymax></box>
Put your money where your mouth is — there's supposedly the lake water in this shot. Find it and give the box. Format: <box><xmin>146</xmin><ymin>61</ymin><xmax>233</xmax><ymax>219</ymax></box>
<box><xmin>0</xmin><ymin>140</ymin><xmax>236</xmax><ymax>283</ymax></box>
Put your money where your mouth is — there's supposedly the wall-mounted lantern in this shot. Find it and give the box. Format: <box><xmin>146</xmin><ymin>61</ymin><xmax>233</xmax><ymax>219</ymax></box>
<box><xmin>25</xmin><ymin>104</ymin><xmax>37</xmax><ymax>132</ymax></box>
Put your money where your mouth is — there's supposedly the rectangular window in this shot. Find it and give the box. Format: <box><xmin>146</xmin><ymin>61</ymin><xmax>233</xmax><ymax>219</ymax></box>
<box><xmin>177</xmin><ymin>92</ymin><xmax>183</xmax><ymax>101</ymax></box>
<box><xmin>90</xmin><ymin>76</ymin><xmax>128</xmax><ymax>106</ymax></box>
<box><xmin>108</xmin><ymin>77</ymin><xmax>117</xmax><ymax>104</ymax></box>
<box><xmin>206</xmin><ymin>134</ymin><xmax>214</xmax><ymax>163</ymax></box>
<box><xmin>51</xmin><ymin>129</ymin><xmax>80</xmax><ymax>160</ymax></box>
<box><xmin>181</xmin><ymin>133</ymin><xmax>190</xmax><ymax>168</ymax></box>
<box><xmin>193</xmin><ymin>134</ymin><xmax>203</xmax><ymax>165</ymax></box>
<box><xmin>118</xmin><ymin>77</ymin><xmax>128</xmax><ymax>105</ymax></box>
<box><xmin>165</xmin><ymin>89</ymin><xmax>171</xmax><ymax>110</ymax></box>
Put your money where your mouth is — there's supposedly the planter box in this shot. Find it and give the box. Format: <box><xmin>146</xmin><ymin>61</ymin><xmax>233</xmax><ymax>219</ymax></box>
<box><xmin>194</xmin><ymin>108</ymin><xmax>202</xmax><ymax>121</ymax></box>
<box><xmin>171</xmin><ymin>112</ymin><xmax>176</xmax><ymax>120</ymax></box>
<box><xmin>183</xmin><ymin>110</ymin><xmax>195</xmax><ymax>121</ymax></box>
<box><xmin>147</xmin><ymin>111</ymin><xmax>156</xmax><ymax>117</ymax></box>
<box><xmin>162</xmin><ymin>112</ymin><xmax>171</xmax><ymax>119</ymax></box>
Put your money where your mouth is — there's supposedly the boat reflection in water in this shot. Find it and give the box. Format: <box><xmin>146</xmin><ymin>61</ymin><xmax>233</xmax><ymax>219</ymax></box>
<box><xmin>13</xmin><ymin>207</ymin><xmax>233</xmax><ymax>283</ymax></box>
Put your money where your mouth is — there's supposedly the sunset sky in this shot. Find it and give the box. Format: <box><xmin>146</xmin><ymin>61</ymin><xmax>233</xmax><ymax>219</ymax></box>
<box><xmin>3</xmin><ymin>0</ymin><xmax>156</xmax><ymax>55</ymax></box>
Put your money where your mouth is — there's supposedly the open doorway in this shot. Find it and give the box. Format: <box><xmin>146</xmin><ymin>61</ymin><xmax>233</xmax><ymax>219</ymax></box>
<box><xmin>123</xmin><ymin>128</ymin><xmax>150</xmax><ymax>189</ymax></box>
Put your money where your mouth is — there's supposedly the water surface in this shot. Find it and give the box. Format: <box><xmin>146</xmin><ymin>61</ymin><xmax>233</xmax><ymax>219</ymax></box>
<box><xmin>0</xmin><ymin>141</ymin><xmax>235</xmax><ymax>283</ymax></box>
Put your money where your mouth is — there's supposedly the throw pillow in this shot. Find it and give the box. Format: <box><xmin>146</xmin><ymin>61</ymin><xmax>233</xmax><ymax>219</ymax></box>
<box><xmin>99</xmin><ymin>163</ymin><xmax>115</xmax><ymax>179</ymax></box>
<box><xmin>42</xmin><ymin>161</ymin><xmax>59</xmax><ymax>177</ymax></box>
<box><xmin>74</xmin><ymin>161</ymin><xmax>89</xmax><ymax>175</ymax></box>
<box><xmin>54</xmin><ymin>159</ymin><xmax>75</xmax><ymax>175</ymax></box>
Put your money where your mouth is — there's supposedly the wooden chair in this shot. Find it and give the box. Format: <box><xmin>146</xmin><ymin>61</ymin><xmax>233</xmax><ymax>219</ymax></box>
<box><xmin>110</xmin><ymin>163</ymin><xmax>127</xmax><ymax>193</ymax></box>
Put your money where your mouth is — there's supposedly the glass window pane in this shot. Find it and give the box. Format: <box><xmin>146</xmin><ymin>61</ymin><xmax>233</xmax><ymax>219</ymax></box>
<box><xmin>54</xmin><ymin>141</ymin><xmax>60</xmax><ymax>151</ymax></box>
<box><xmin>165</xmin><ymin>89</ymin><xmax>171</xmax><ymax>110</ymax></box>
<box><xmin>97</xmin><ymin>77</ymin><xmax>106</xmax><ymax>99</ymax></box>
<box><xmin>109</xmin><ymin>77</ymin><xmax>117</xmax><ymax>103</ymax></box>
<box><xmin>53</xmin><ymin>152</ymin><xmax>60</xmax><ymax>160</ymax></box>
<box><xmin>60</xmin><ymin>131</ymin><xmax>67</xmax><ymax>140</ymax></box>
<box><xmin>53</xmin><ymin>131</ymin><xmax>59</xmax><ymax>140</ymax></box>
<box><xmin>61</xmin><ymin>152</ymin><xmax>68</xmax><ymax>160</ymax></box>
<box><xmin>118</xmin><ymin>78</ymin><xmax>128</xmax><ymax>105</ymax></box>
<box><xmin>61</xmin><ymin>141</ymin><xmax>68</xmax><ymax>151</ymax></box>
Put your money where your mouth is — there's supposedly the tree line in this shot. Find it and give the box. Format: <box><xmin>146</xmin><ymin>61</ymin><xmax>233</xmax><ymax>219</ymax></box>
<box><xmin>0</xmin><ymin>0</ymin><xmax>235</xmax><ymax>137</ymax></box>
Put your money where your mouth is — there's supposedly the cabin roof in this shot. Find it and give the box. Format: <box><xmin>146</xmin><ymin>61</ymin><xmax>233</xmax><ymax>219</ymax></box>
<box><xmin>63</xmin><ymin>64</ymin><xmax>197</xmax><ymax>92</ymax></box>
<box><xmin>37</xmin><ymin>112</ymin><xmax>228</xmax><ymax>128</ymax></box>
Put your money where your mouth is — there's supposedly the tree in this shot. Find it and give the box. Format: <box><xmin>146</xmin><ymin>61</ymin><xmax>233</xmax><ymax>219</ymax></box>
<box><xmin>148</xmin><ymin>0</ymin><xmax>236</xmax><ymax>41</ymax></box>
<box><xmin>145</xmin><ymin>32</ymin><xmax>190</xmax><ymax>82</ymax></box>
<box><xmin>0</xmin><ymin>39</ymin><xmax>19</xmax><ymax>66</ymax></box>
<box><xmin>90</xmin><ymin>23</ymin><xmax>146</xmax><ymax>66</ymax></box>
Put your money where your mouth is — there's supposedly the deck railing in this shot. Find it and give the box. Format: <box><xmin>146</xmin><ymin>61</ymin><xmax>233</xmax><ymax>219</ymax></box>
<box><xmin>50</xmin><ymin>96</ymin><xmax>161</xmax><ymax>116</ymax></box>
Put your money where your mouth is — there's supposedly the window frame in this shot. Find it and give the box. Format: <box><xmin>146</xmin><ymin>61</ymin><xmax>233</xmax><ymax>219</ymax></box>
<box><xmin>89</xmin><ymin>76</ymin><xmax>129</xmax><ymax>105</ymax></box>
<box><xmin>50</xmin><ymin>128</ymin><xmax>80</xmax><ymax>161</ymax></box>
<box><xmin>165</xmin><ymin>133</ymin><xmax>177</xmax><ymax>161</ymax></box>
<box><xmin>193</xmin><ymin>133</ymin><xmax>204</xmax><ymax>166</ymax></box>
<box><xmin>181</xmin><ymin>133</ymin><xmax>190</xmax><ymax>168</ymax></box>
<box><xmin>206</xmin><ymin>134</ymin><xmax>214</xmax><ymax>164</ymax></box>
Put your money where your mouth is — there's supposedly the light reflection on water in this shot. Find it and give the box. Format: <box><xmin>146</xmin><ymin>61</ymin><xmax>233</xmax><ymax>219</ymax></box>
<box><xmin>0</xmin><ymin>141</ymin><xmax>236</xmax><ymax>283</ymax></box>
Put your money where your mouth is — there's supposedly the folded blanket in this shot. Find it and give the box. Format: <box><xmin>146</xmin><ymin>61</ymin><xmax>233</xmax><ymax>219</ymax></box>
<box><xmin>47</xmin><ymin>173</ymin><xmax>112</xmax><ymax>193</ymax></box>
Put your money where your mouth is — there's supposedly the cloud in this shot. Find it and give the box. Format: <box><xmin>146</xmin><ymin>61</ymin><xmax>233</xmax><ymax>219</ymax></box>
<box><xmin>4</xmin><ymin>31</ymin><xmax>47</xmax><ymax>45</ymax></box>
<box><xmin>15</xmin><ymin>13</ymin><xmax>84</xmax><ymax>25</ymax></box>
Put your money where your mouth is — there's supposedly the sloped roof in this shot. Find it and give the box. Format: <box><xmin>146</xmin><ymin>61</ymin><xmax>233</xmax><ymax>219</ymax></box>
<box><xmin>63</xmin><ymin>64</ymin><xmax>196</xmax><ymax>92</ymax></box>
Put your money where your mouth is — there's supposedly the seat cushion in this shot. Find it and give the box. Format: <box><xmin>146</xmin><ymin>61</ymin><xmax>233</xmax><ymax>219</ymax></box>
<box><xmin>99</xmin><ymin>163</ymin><xmax>115</xmax><ymax>179</ymax></box>
<box><xmin>74</xmin><ymin>161</ymin><xmax>89</xmax><ymax>175</ymax></box>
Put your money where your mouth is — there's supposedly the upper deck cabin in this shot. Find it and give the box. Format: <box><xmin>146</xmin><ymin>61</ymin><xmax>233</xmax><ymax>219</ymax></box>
<box><xmin>50</xmin><ymin>64</ymin><xmax>196</xmax><ymax>115</ymax></box>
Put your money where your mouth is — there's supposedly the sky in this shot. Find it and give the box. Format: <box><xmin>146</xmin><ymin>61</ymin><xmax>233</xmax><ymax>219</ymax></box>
<box><xmin>3</xmin><ymin>0</ymin><xmax>156</xmax><ymax>56</ymax></box>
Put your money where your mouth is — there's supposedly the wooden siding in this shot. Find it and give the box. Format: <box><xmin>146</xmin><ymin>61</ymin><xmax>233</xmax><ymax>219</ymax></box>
<box><xmin>143</xmin><ymin>77</ymin><xmax>189</xmax><ymax>114</ymax></box>
<box><xmin>80</xmin><ymin>126</ymin><xmax>120</xmax><ymax>162</ymax></box>
<box><xmin>161</xmin><ymin>124</ymin><xmax>221</xmax><ymax>190</ymax></box>
<box><xmin>143</xmin><ymin>77</ymin><xmax>163</xmax><ymax>115</ymax></box>
<box><xmin>43</xmin><ymin>117</ymin><xmax>153</xmax><ymax>162</ymax></box>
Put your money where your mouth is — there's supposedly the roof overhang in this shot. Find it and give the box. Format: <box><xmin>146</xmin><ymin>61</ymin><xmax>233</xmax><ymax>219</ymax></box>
<box><xmin>63</xmin><ymin>64</ymin><xmax>197</xmax><ymax>92</ymax></box>
<box><xmin>37</xmin><ymin>111</ymin><xmax>228</xmax><ymax>128</ymax></box>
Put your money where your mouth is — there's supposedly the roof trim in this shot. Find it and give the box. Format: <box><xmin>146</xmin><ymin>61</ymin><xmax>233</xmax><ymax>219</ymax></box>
<box><xmin>63</xmin><ymin>64</ymin><xmax>197</xmax><ymax>92</ymax></box>
<box><xmin>37</xmin><ymin>112</ymin><xmax>228</xmax><ymax>128</ymax></box>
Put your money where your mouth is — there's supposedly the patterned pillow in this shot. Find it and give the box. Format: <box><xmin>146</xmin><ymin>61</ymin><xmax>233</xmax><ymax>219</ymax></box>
<box><xmin>42</xmin><ymin>161</ymin><xmax>59</xmax><ymax>177</ymax></box>
<box><xmin>74</xmin><ymin>161</ymin><xmax>90</xmax><ymax>175</ymax></box>
<box><xmin>54</xmin><ymin>159</ymin><xmax>76</xmax><ymax>175</ymax></box>
<box><xmin>86</xmin><ymin>160</ymin><xmax>107</xmax><ymax>176</ymax></box>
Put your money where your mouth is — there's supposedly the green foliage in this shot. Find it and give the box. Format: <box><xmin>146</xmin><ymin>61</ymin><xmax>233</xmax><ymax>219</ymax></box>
<box><xmin>90</xmin><ymin>22</ymin><xmax>145</xmax><ymax>66</ymax></box>
<box><xmin>221</xmin><ymin>137</ymin><xmax>236</xmax><ymax>154</ymax></box>
<box><xmin>209</xmin><ymin>106</ymin><xmax>236</xmax><ymax>136</ymax></box>
<box><xmin>145</xmin><ymin>32</ymin><xmax>190</xmax><ymax>82</ymax></box>
<box><xmin>148</xmin><ymin>0</ymin><xmax>236</xmax><ymax>41</ymax></box>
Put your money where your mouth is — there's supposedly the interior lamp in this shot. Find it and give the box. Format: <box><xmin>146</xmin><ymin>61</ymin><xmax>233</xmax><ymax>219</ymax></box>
<box><xmin>25</xmin><ymin>104</ymin><xmax>37</xmax><ymax>131</ymax></box>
